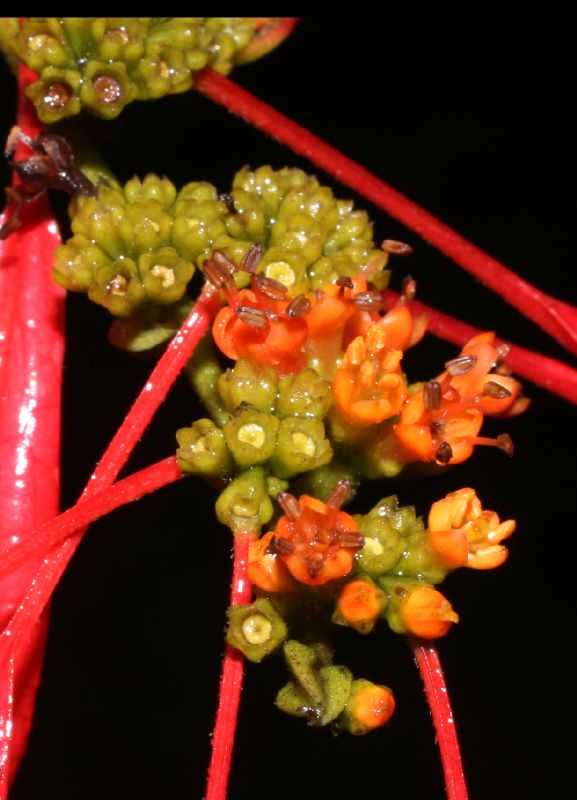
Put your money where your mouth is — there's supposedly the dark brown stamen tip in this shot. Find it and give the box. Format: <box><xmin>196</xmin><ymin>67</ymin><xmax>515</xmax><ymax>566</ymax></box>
<box><xmin>267</xmin><ymin>535</ymin><xmax>295</xmax><ymax>556</ymax></box>
<box><xmin>306</xmin><ymin>555</ymin><xmax>324</xmax><ymax>579</ymax></box>
<box><xmin>211</xmin><ymin>250</ymin><xmax>237</xmax><ymax>270</ymax></box>
<box><xmin>336</xmin><ymin>275</ymin><xmax>354</xmax><ymax>289</ymax></box>
<box><xmin>286</xmin><ymin>293</ymin><xmax>311</xmax><ymax>318</ymax></box>
<box><xmin>423</xmin><ymin>379</ymin><xmax>442</xmax><ymax>410</ymax></box>
<box><xmin>254</xmin><ymin>274</ymin><xmax>287</xmax><ymax>301</ymax></box>
<box><xmin>496</xmin><ymin>433</ymin><xmax>514</xmax><ymax>457</ymax></box>
<box><xmin>445</xmin><ymin>354</ymin><xmax>478</xmax><ymax>376</ymax></box>
<box><xmin>430</xmin><ymin>419</ymin><xmax>445</xmax><ymax>437</ymax></box>
<box><xmin>204</xmin><ymin>258</ymin><xmax>236</xmax><ymax>290</ymax></box>
<box><xmin>240</xmin><ymin>242</ymin><xmax>263</xmax><ymax>274</ymax></box>
<box><xmin>484</xmin><ymin>380</ymin><xmax>513</xmax><ymax>400</ymax></box>
<box><xmin>338</xmin><ymin>532</ymin><xmax>364</xmax><ymax>549</ymax></box>
<box><xmin>326</xmin><ymin>479</ymin><xmax>349</xmax><ymax>510</ymax></box>
<box><xmin>435</xmin><ymin>441</ymin><xmax>453</xmax><ymax>464</ymax></box>
<box><xmin>235</xmin><ymin>305</ymin><xmax>269</xmax><ymax>328</ymax></box>
<box><xmin>218</xmin><ymin>192</ymin><xmax>236</xmax><ymax>213</ymax></box>
<box><xmin>327</xmin><ymin>528</ymin><xmax>341</xmax><ymax>544</ymax></box>
<box><xmin>277</xmin><ymin>491</ymin><xmax>302</xmax><ymax>520</ymax></box>
<box><xmin>401</xmin><ymin>274</ymin><xmax>417</xmax><ymax>301</ymax></box>
<box><xmin>354</xmin><ymin>290</ymin><xmax>383</xmax><ymax>312</ymax></box>
<box><xmin>382</xmin><ymin>239</ymin><xmax>414</xmax><ymax>256</ymax></box>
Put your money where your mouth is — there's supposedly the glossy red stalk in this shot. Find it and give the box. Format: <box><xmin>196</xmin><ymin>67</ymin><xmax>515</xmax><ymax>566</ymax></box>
<box><xmin>195</xmin><ymin>68</ymin><xmax>577</xmax><ymax>358</ymax></box>
<box><xmin>205</xmin><ymin>532</ymin><xmax>254</xmax><ymax>800</ymax></box>
<box><xmin>0</xmin><ymin>285</ymin><xmax>220</xmax><ymax>797</ymax></box>
<box><xmin>0</xmin><ymin>456</ymin><xmax>183</xmax><ymax>581</ymax></box>
<box><xmin>383</xmin><ymin>289</ymin><xmax>577</xmax><ymax>405</ymax></box>
<box><xmin>411</xmin><ymin>640</ymin><xmax>468</xmax><ymax>800</ymax></box>
<box><xmin>0</xmin><ymin>65</ymin><xmax>65</xmax><ymax>790</ymax></box>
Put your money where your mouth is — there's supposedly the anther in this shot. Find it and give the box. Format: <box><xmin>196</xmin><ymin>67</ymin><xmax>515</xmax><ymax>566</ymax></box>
<box><xmin>285</xmin><ymin>294</ymin><xmax>311</xmax><ymax>318</ymax></box>
<box><xmin>240</xmin><ymin>242</ymin><xmax>263</xmax><ymax>274</ymax></box>
<box><xmin>336</xmin><ymin>275</ymin><xmax>354</xmax><ymax>289</ymax></box>
<box><xmin>254</xmin><ymin>274</ymin><xmax>287</xmax><ymax>301</ymax></box>
<box><xmin>354</xmin><ymin>291</ymin><xmax>383</xmax><ymax>311</ymax></box>
<box><xmin>445</xmin><ymin>354</ymin><xmax>478</xmax><ymax>376</ymax></box>
<box><xmin>382</xmin><ymin>239</ymin><xmax>414</xmax><ymax>256</ymax></box>
<box><xmin>235</xmin><ymin>305</ymin><xmax>269</xmax><ymax>328</ymax></box>
<box><xmin>430</xmin><ymin>419</ymin><xmax>445</xmax><ymax>437</ymax></box>
<box><xmin>306</xmin><ymin>555</ymin><xmax>324</xmax><ymax>579</ymax></box>
<box><xmin>204</xmin><ymin>258</ymin><xmax>236</xmax><ymax>290</ymax></box>
<box><xmin>338</xmin><ymin>532</ymin><xmax>365</xmax><ymax>549</ymax></box>
<box><xmin>496</xmin><ymin>433</ymin><xmax>514</xmax><ymax>457</ymax></box>
<box><xmin>436</xmin><ymin>441</ymin><xmax>453</xmax><ymax>464</ymax></box>
<box><xmin>401</xmin><ymin>275</ymin><xmax>417</xmax><ymax>301</ymax></box>
<box><xmin>423</xmin><ymin>379</ymin><xmax>442</xmax><ymax>410</ymax></box>
<box><xmin>326</xmin><ymin>479</ymin><xmax>349</xmax><ymax>510</ymax></box>
<box><xmin>483</xmin><ymin>380</ymin><xmax>513</xmax><ymax>400</ymax></box>
<box><xmin>277</xmin><ymin>492</ymin><xmax>302</xmax><ymax>520</ymax></box>
<box><xmin>267</xmin><ymin>535</ymin><xmax>295</xmax><ymax>556</ymax></box>
<box><xmin>218</xmin><ymin>192</ymin><xmax>236</xmax><ymax>213</ymax></box>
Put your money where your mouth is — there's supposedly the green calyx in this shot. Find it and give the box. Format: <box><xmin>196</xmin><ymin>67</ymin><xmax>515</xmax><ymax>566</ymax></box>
<box><xmin>270</xmin><ymin>417</ymin><xmax>333</xmax><ymax>479</ymax></box>
<box><xmin>224</xmin><ymin>406</ymin><xmax>279</xmax><ymax>469</ymax></box>
<box><xmin>176</xmin><ymin>419</ymin><xmax>233</xmax><ymax>479</ymax></box>
<box><xmin>227</xmin><ymin>598</ymin><xmax>288</xmax><ymax>663</ymax></box>
<box><xmin>215</xmin><ymin>467</ymin><xmax>273</xmax><ymax>534</ymax></box>
<box><xmin>11</xmin><ymin>18</ymin><xmax>265</xmax><ymax>122</ymax></box>
<box><xmin>218</xmin><ymin>359</ymin><xmax>278</xmax><ymax>415</ymax></box>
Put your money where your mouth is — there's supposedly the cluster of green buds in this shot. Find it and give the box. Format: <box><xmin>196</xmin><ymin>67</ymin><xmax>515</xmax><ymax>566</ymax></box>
<box><xmin>9</xmin><ymin>18</ymin><xmax>274</xmax><ymax>123</ymax></box>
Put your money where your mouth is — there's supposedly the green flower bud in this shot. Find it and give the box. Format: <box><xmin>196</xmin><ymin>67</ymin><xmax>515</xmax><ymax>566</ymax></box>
<box><xmin>379</xmin><ymin>577</ymin><xmax>432</xmax><ymax>634</ymax></box>
<box><xmin>323</xmin><ymin>209</ymin><xmax>373</xmax><ymax>253</ymax></box>
<box><xmin>13</xmin><ymin>19</ymin><xmax>71</xmax><ymax>72</ymax></box>
<box><xmin>53</xmin><ymin>237</ymin><xmax>108</xmax><ymax>292</ymax></box>
<box><xmin>89</xmin><ymin>258</ymin><xmax>145</xmax><ymax>316</ymax></box>
<box><xmin>124</xmin><ymin>174</ymin><xmax>177</xmax><ymax>209</ymax></box>
<box><xmin>356</xmin><ymin>497</ymin><xmax>411</xmax><ymax>578</ymax></box>
<box><xmin>227</xmin><ymin>598</ymin><xmax>288</xmax><ymax>663</ymax></box>
<box><xmin>79</xmin><ymin>60</ymin><xmax>137</xmax><ymax>120</ymax></box>
<box><xmin>225</xmin><ymin>188</ymin><xmax>267</xmax><ymax>241</ymax></box>
<box><xmin>257</xmin><ymin>247</ymin><xmax>309</xmax><ymax>295</ymax></box>
<box><xmin>224</xmin><ymin>407</ymin><xmax>279</xmax><ymax>469</ymax></box>
<box><xmin>26</xmin><ymin>67</ymin><xmax>82</xmax><ymax>124</ymax></box>
<box><xmin>292</xmin><ymin>460</ymin><xmax>358</xmax><ymax>504</ymax></box>
<box><xmin>359</xmin><ymin>428</ymin><xmax>405</xmax><ymax>479</ymax></box>
<box><xmin>215</xmin><ymin>467</ymin><xmax>273</xmax><ymax>534</ymax></box>
<box><xmin>171</xmin><ymin>197</ymin><xmax>228</xmax><ymax>263</ymax></box>
<box><xmin>71</xmin><ymin>191</ymin><xmax>130</xmax><ymax>260</ymax></box>
<box><xmin>127</xmin><ymin>202</ymin><xmax>173</xmax><ymax>255</ymax></box>
<box><xmin>218</xmin><ymin>359</ymin><xmax>278</xmax><ymax>415</ymax></box>
<box><xmin>139</xmin><ymin>247</ymin><xmax>193</xmax><ymax>305</ymax></box>
<box><xmin>391</xmin><ymin>530</ymin><xmax>448</xmax><ymax>585</ymax></box>
<box><xmin>277</xmin><ymin>369</ymin><xmax>332</xmax><ymax>419</ymax></box>
<box><xmin>232</xmin><ymin>166</ymin><xmax>309</xmax><ymax>223</ymax></box>
<box><xmin>176</xmin><ymin>419</ymin><xmax>233</xmax><ymax>479</ymax></box>
<box><xmin>271</xmin><ymin>417</ymin><xmax>333</xmax><ymax>479</ymax></box>
<box><xmin>95</xmin><ymin>19</ymin><xmax>147</xmax><ymax>65</ymax></box>
<box><xmin>308</xmin><ymin>254</ymin><xmax>358</xmax><ymax>289</ymax></box>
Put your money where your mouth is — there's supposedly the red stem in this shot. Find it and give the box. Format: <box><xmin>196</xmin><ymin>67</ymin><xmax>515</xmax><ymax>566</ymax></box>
<box><xmin>195</xmin><ymin>68</ymin><xmax>577</xmax><ymax>358</ymax></box>
<box><xmin>0</xmin><ymin>65</ymin><xmax>65</xmax><ymax>790</ymax></box>
<box><xmin>411</xmin><ymin>639</ymin><xmax>468</xmax><ymax>800</ymax></box>
<box><xmin>205</xmin><ymin>532</ymin><xmax>254</xmax><ymax>800</ymax></box>
<box><xmin>383</xmin><ymin>289</ymin><xmax>577</xmax><ymax>405</ymax></box>
<box><xmin>0</xmin><ymin>286</ymin><xmax>220</xmax><ymax>796</ymax></box>
<box><xmin>0</xmin><ymin>456</ymin><xmax>183</xmax><ymax>581</ymax></box>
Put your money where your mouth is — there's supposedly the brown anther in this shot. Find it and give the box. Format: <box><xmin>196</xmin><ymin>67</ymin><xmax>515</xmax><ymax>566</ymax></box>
<box><xmin>204</xmin><ymin>258</ymin><xmax>236</xmax><ymax>290</ymax></box>
<box><xmin>382</xmin><ymin>239</ymin><xmax>414</xmax><ymax>256</ymax></box>
<box><xmin>218</xmin><ymin>192</ymin><xmax>236</xmax><ymax>212</ymax></box>
<box><xmin>306</xmin><ymin>555</ymin><xmax>324</xmax><ymax>579</ymax></box>
<box><xmin>235</xmin><ymin>305</ymin><xmax>269</xmax><ymax>328</ymax></box>
<box><xmin>286</xmin><ymin>294</ymin><xmax>311</xmax><ymax>318</ymax></box>
<box><xmin>240</xmin><ymin>242</ymin><xmax>263</xmax><ymax>274</ymax></box>
<box><xmin>423</xmin><ymin>379</ymin><xmax>442</xmax><ymax>410</ymax></box>
<box><xmin>445</xmin><ymin>354</ymin><xmax>478</xmax><ymax>376</ymax></box>
<box><xmin>277</xmin><ymin>492</ymin><xmax>302</xmax><ymax>520</ymax></box>
<box><xmin>338</xmin><ymin>532</ymin><xmax>365</xmax><ymax>549</ymax></box>
<box><xmin>336</xmin><ymin>275</ymin><xmax>354</xmax><ymax>289</ymax></box>
<box><xmin>44</xmin><ymin>82</ymin><xmax>72</xmax><ymax>110</ymax></box>
<box><xmin>436</xmin><ymin>441</ymin><xmax>453</xmax><ymax>464</ymax></box>
<box><xmin>496</xmin><ymin>433</ymin><xmax>514</xmax><ymax>457</ymax></box>
<box><xmin>93</xmin><ymin>74</ymin><xmax>122</xmax><ymax>105</ymax></box>
<box><xmin>394</xmin><ymin>586</ymin><xmax>408</xmax><ymax>597</ymax></box>
<box><xmin>266</xmin><ymin>535</ymin><xmax>295</xmax><ymax>556</ymax></box>
<box><xmin>254</xmin><ymin>274</ymin><xmax>287</xmax><ymax>301</ymax></box>
<box><xmin>401</xmin><ymin>274</ymin><xmax>417</xmax><ymax>301</ymax></box>
<box><xmin>327</xmin><ymin>528</ymin><xmax>341</xmax><ymax>544</ymax></box>
<box><xmin>354</xmin><ymin>291</ymin><xmax>383</xmax><ymax>311</ymax></box>
<box><xmin>430</xmin><ymin>419</ymin><xmax>445</xmax><ymax>437</ymax></box>
<box><xmin>483</xmin><ymin>380</ymin><xmax>513</xmax><ymax>400</ymax></box>
<box><xmin>326</xmin><ymin>479</ymin><xmax>349</xmax><ymax>510</ymax></box>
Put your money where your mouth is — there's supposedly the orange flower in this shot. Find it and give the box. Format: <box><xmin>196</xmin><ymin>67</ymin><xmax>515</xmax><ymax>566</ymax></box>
<box><xmin>401</xmin><ymin>586</ymin><xmax>459</xmax><ymax>639</ymax></box>
<box><xmin>393</xmin><ymin>332</ymin><xmax>527</xmax><ymax>465</ymax></box>
<box><xmin>333</xmin><ymin>323</ymin><xmax>407</xmax><ymax>425</ymax></box>
<box><xmin>343</xmin><ymin>680</ymin><xmax>395</xmax><ymax>734</ymax></box>
<box><xmin>335</xmin><ymin>579</ymin><xmax>386</xmax><ymax>633</ymax></box>
<box><xmin>250</xmin><ymin>482</ymin><xmax>363</xmax><ymax>587</ymax></box>
<box><xmin>428</xmin><ymin>487</ymin><xmax>516</xmax><ymax>569</ymax></box>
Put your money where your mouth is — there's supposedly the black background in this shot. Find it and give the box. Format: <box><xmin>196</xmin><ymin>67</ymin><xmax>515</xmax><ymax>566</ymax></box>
<box><xmin>2</xmin><ymin>18</ymin><xmax>576</xmax><ymax>799</ymax></box>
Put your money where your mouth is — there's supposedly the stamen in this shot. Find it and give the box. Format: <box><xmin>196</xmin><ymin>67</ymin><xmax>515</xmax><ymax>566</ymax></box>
<box><xmin>326</xmin><ymin>479</ymin><xmax>349</xmax><ymax>510</ymax></box>
<box><xmin>267</xmin><ymin>535</ymin><xmax>295</xmax><ymax>555</ymax></box>
<box><xmin>445</xmin><ymin>354</ymin><xmax>478</xmax><ymax>376</ymax></box>
<box><xmin>401</xmin><ymin>274</ymin><xmax>417</xmax><ymax>301</ymax></box>
<box><xmin>204</xmin><ymin>259</ymin><xmax>236</xmax><ymax>291</ymax></box>
<box><xmin>424</xmin><ymin>379</ymin><xmax>442</xmax><ymax>410</ymax></box>
<box><xmin>235</xmin><ymin>305</ymin><xmax>269</xmax><ymax>328</ymax></box>
<box><xmin>496</xmin><ymin>433</ymin><xmax>514</xmax><ymax>456</ymax></box>
<box><xmin>286</xmin><ymin>294</ymin><xmax>311</xmax><ymax>318</ymax></box>
<box><xmin>218</xmin><ymin>192</ymin><xmax>236</xmax><ymax>213</ymax></box>
<box><xmin>336</xmin><ymin>275</ymin><xmax>354</xmax><ymax>289</ymax></box>
<box><xmin>430</xmin><ymin>420</ymin><xmax>445</xmax><ymax>437</ymax></box>
<box><xmin>240</xmin><ymin>242</ymin><xmax>263</xmax><ymax>274</ymax></box>
<box><xmin>338</xmin><ymin>532</ymin><xmax>365</xmax><ymax>549</ymax></box>
<box><xmin>277</xmin><ymin>491</ymin><xmax>302</xmax><ymax>520</ymax></box>
<box><xmin>253</xmin><ymin>274</ymin><xmax>287</xmax><ymax>301</ymax></box>
<box><xmin>483</xmin><ymin>380</ymin><xmax>513</xmax><ymax>399</ymax></box>
<box><xmin>494</xmin><ymin>363</ymin><xmax>513</xmax><ymax>376</ymax></box>
<box><xmin>306</xmin><ymin>555</ymin><xmax>324</xmax><ymax>579</ymax></box>
<box><xmin>354</xmin><ymin>291</ymin><xmax>383</xmax><ymax>311</ymax></box>
<box><xmin>382</xmin><ymin>239</ymin><xmax>414</xmax><ymax>256</ymax></box>
<box><xmin>436</xmin><ymin>441</ymin><xmax>453</xmax><ymax>464</ymax></box>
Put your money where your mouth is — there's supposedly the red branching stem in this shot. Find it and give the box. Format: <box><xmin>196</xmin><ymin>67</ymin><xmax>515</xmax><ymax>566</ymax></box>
<box><xmin>195</xmin><ymin>68</ymin><xmax>577</xmax><ymax>358</ymax></box>
<box><xmin>205</xmin><ymin>532</ymin><xmax>255</xmax><ymax>800</ymax></box>
<box><xmin>0</xmin><ymin>456</ymin><xmax>183</xmax><ymax>581</ymax></box>
<box><xmin>0</xmin><ymin>65</ymin><xmax>65</xmax><ymax>791</ymax></box>
<box><xmin>411</xmin><ymin>639</ymin><xmax>468</xmax><ymax>800</ymax></box>
<box><xmin>383</xmin><ymin>289</ymin><xmax>577</xmax><ymax>405</ymax></box>
<box><xmin>0</xmin><ymin>285</ymin><xmax>220</xmax><ymax>796</ymax></box>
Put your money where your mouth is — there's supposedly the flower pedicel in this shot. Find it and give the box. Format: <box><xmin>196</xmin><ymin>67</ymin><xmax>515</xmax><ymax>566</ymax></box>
<box><xmin>1</xmin><ymin>16</ymin><xmax>575</xmax><ymax>800</ymax></box>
